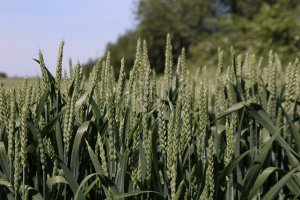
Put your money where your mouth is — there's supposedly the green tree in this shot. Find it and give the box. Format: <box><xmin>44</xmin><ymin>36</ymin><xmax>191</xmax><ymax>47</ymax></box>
<box><xmin>0</xmin><ymin>72</ymin><xmax>7</xmax><ymax>78</ymax></box>
<box><xmin>135</xmin><ymin>0</ymin><xmax>211</xmax><ymax>72</ymax></box>
<box><xmin>106</xmin><ymin>30</ymin><xmax>139</xmax><ymax>78</ymax></box>
<box><xmin>83</xmin><ymin>0</ymin><xmax>300</xmax><ymax>76</ymax></box>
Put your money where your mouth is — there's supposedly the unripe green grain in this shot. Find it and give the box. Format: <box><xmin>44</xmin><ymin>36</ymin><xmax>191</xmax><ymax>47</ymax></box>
<box><xmin>180</xmin><ymin>48</ymin><xmax>187</xmax><ymax>82</ymax></box>
<box><xmin>8</xmin><ymin>89</ymin><xmax>16</xmax><ymax>162</ymax></box>
<box><xmin>215</xmin><ymin>48</ymin><xmax>226</xmax><ymax>117</ymax></box>
<box><xmin>225</xmin><ymin>86</ymin><xmax>237</xmax><ymax>167</ymax></box>
<box><xmin>133</xmin><ymin>39</ymin><xmax>142</xmax><ymax>74</ymax></box>
<box><xmin>174</xmin><ymin>98</ymin><xmax>182</xmax><ymax>151</ymax></box>
<box><xmin>176</xmin><ymin>56</ymin><xmax>182</xmax><ymax>79</ymax></box>
<box><xmin>56</xmin><ymin>40</ymin><xmax>64</xmax><ymax>92</ymax></box>
<box><xmin>105</xmin><ymin>52</ymin><xmax>114</xmax><ymax>102</ymax></box>
<box><xmin>99</xmin><ymin>61</ymin><xmax>106</xmax><ymax>108</ymax></box>
<box><xmin>170</xmin><ymin>162</ymin><xmax>177</xmax><ymax>199</ymax></box>
<box><xmin>224</xmin><ymin>118</ymin><xmax>234</xmax><ymax>166</ymax></box>
<box><xmin>181</xmin><ymin>83</ymin><xmax>191</xmax><ymax>151</ymax></box>
<box><xmin>191</xmin><ymin>79</ymin><xmax>196</xmax><ymax>111</ymax></box>
<box><xmin>14</xmin><ymin>132</ymin><xmax>20</xmax><ymax>192</ymax></box>
<box><xmin>37</xmin><ymin>128</ymin><xmax>45</xmax><ymax>170</ymax></box>
<box><xmin>158</xmin><ymin>101</ymin><xmax>167</xmax><ymax>154</ymax></box>
<box><xmin>267</xmin><ymin>50</ymin><xmax>277</xmax><ymax>121</ymax></box>
<box><xmin>63</xmin><ymin>98</ymin><xmax>71</xmax><ymax>150</ymax></box>
<box><xmin>20</xmin><ymin>106</ymin><xmax>28</xmax><ymax>168</ymax></box>
<box><xmin>145</xmin><ymin>130</ymin><xmax>153</xmax><ymax>182</ymax></box>
<box><xmin>39</xmin><ymin>50</ymin><xmax>48</xmax><ymax>90</ymax></box>
<box><xmin>285</xmin><ymin>58</ymin><xmax>298</xmax><ymax>113</ymax></box>
<box><xmin>63</xmin><ymin>70</ymin><xmax>69</xmax><ymax>93</ymax></box>
<box><xmin>107</xmin><ymin>93</ymin><xmax>116</xmax><ymax>162</ymax></box>
<box><xmin>69</xmin><ymin>57</ymin><xmax>74</xmax><ymax>79</ymax></box>
<box><xmin>218</xmin><ymin>47</ymin><xmax>224</xmax><ymax>74</ymax></box>
<box><xmin>197</xmin><ymin>67</ymin><xmax>208</xmax><ymax>160</ymax></box>
<box><xmin>164</xmin><ymin>34</ymin><xmax>173</xmax><ymax>93</ymax></box>
<box><xmin>44</xmin><ymin>138</ymin><xmax>58</xmax><ymax>176</ymax></box>
<box><xmin>20</xmin><ymin>84</ymin><xmax>31</xmax><ymax>168</ymax></box>
<box><xmin>203</xmin><ymin>136</ymin><xmax>214</xmax><ymax>199</ymax></box>
<box><xmin>142</xmin><ymin>59</ymin><xmax>151</xmax><ymax>114</ymax></box>
<box><xmin>16</xmin><ymin>79</ymin><xmax>24</xmax><ymax>110</ymax></box>
<box><xmin>174</xmin><ymin>180</ymin><xmax>185</xmax><ymax>200</ymax></box>
<box><xmin>151</xmin><ymin>70</ymin><xmax>156</xmax><ymax>105</ymax></box>
<box><xmin>107</xmin><ymin>187</ymin><xmax>114</xmax><ymax>200</ymax></box>
<box><xmin>116</xmin><ymin>58</ymin><xmax>126</xmax><ymax>104</ymax></box>
<box><xmin>89</xmin><ymin>58</ymin><xmax>101</xmax><ymax>88</ymax></box>
<box><xmin>0</xmin><ymin>83</ymin><xmax>5</xmax><ymax>127</ymax></box>
<box><xmin>97</xmin><ymin>133</ymin><xmax>108</xmax><ymax>176</ymax></box>
<box><xmin>167</xmin><ymin>111</ymin><xmax>175</xmax><ymax>177</ymax></box>
<box><xmin>63</xmin><ymin>64</ymin><xmax>81</xmax><ymax>154</ymax></box>
<box><xmin>245</xmin><ymin>54</ymin><xmax>257</xmax><ymax>100</ymax></box>
<box><xmin>132</xmin><ymin>167</ymin><xmax>139</xmax><ymax>190</ymax></box>
<box><xmin>236</xmin><ymin>54</ymin><xmax>243</xmax><ymax>77</ymax></box>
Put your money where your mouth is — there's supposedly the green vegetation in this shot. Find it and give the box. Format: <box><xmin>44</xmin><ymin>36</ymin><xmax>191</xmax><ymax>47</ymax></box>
<box><xmin>0</xmin><ymin>73</ymin><xmax>7</xmax><ymax>78</ymax></box>
<box><xmin>84</xmin><ymin>0</ymin><xmax>300</xmax><ymax>78</ymax></box>
<box><xmin>0</xmin><ymin>38</ymin><xmax>299</xmax><ymax>199</ymax></box>
<box><xmin>0</xmin><ymin>78</ymin><xmax>35</xmax><ymax>88</ymax></box>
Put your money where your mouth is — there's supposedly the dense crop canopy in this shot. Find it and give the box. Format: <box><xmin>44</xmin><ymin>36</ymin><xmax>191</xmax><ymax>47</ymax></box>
<box><xmin>0</xmin><ymin>39</ymin><xmax>299</xmax><ymax>200</ymax></box>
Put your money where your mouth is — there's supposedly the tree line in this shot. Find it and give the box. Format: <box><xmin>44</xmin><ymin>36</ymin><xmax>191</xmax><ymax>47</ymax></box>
<box><xmin>83</xmin><ymin>0</ymin><xmax>300</xmax><ymax>77</ymax></box>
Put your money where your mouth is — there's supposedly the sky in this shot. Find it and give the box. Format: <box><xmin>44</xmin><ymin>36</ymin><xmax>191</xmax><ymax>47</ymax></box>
<box><xmin>0</xmin><ymin>1</ymin><xmax>136</xmax><ymax>77</ymax></box>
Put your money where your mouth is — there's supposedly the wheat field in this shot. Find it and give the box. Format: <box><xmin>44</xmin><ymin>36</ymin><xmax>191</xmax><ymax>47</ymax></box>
<box><xmin>0</xmin><ymin>36</ymin><xmax>299</xmax><ymax>200</ymax></box>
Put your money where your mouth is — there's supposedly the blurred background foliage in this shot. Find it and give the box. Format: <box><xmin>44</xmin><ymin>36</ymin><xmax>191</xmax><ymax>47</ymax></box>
<box><xmin>83</xmin><ymin>0</ymin><xmax>300</xmax><ymax>78</ymax></box>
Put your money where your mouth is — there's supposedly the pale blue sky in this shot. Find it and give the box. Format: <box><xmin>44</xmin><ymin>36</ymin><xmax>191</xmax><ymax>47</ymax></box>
<box><xmin>0</xmin><ymin>1</ymin><xmax>136</xmax><ymax>77</ymax></box>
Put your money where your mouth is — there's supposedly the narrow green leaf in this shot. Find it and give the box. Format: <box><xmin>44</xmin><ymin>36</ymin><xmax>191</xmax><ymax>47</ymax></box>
<box><xmin>0</xmin><ymin>142</ymin><xmax>9</xmax><ymax>179</ymax></box>
<box><xmin>262</xmin><ymin>167</ymin><xmax>298</xmax><ymax>200</ymax></box>
<box><xmin>74</xmin><ymin>173</ymin><xmax>101</xmax><ymax>200</ymax></box>
<box><xmin>240</xmin><ymin>130</ymin><xmax>279</xmax><ymax>200</ymax></box>
<box><xmin>58</xmin><ymin>159</ymin><xmax>85</xmax><ymax>200</ymax></box>
<box><xmin>113</xmin><ymin>191</ymin><xmax>163</xmax><ymax>199</ymax></box>
<box><xmin>70</xmin><ymin>121</ymin><xmax>90</xmax><ymax>178</ymax></box>
<box><xmin>219</xmin><ymin>149</ymin><xmax>254</xmax><ymax>182</ymax></box>
<box><xmin>0</xmin><ymin>178</ymin><xmax>12</xmax><ymax>188</ymax></box>
<box><xmin>36</xmin><ymin>88</ymin><xmax>50</xmax><ymax>120</ymax></box>
<box><xmin>75</xmin><ymin>89</ymin><xmax>92</xmax><ymax>111</ymax></box>
<box><xmin>248</xmin><ymin>167</ymin><xmax>278</xmax><ymax>199</ymax></box>
<box><xmin>86</xmin><ymin>140</ymin><xmax>103</xmax><ymax>174</ymax></box>
<box><xmin>281</xmin><ymin>105</ymin><xmax>300</xmax><ymax>153</ymax></box>
<box><xmin>213</xmin><ymin>101</ymin><xmax>248</xmax><ymax>123</ymax></box>
<box><xmin>47</xmin><ymin>176</ymin><xmax>68</xmax><ymax>190</ymax></box>
<box><xmin>246</xmin><ymin>104</ymin><xmax>300</xmax><ymax>160</ymax></box>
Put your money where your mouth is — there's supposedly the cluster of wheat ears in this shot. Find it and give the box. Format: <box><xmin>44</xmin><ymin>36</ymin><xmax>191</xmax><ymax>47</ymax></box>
<box><xmin>0</xmin><ymin>34</ymin><xmax>299</xmax><ymax>200</ymax></box>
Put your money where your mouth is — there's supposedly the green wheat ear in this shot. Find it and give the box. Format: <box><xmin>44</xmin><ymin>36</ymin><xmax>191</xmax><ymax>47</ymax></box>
<box><xmin>180</xmin><ymin>80</ymin><xmax>191</xmax><ymax>152</ymax></box>
<box><xmin>167</xmin><ymin>110</ymin><xmax>176</xmax><ymax>178</ymax></box>
<box><xmin>0</xmin><ymin>82</ymin><xmax>5</xmax><ymax>127</ymax></box>
<box><xmin>203</xmin><ymin>135</ymin><xmax>215</xmax><ymax>199</ymax></box>
<box><xmin>8</xmin><ymin>88</ymin><xmax>16</xmax><ymax>162</ymax></box>
<box><xmin>14</xmin><ymin>131</ymin><xmax>20</xmax><ymax>193</ymax></box>
<box><xmin>55</xmin><ymin>40</ymin><xmax>64</xmax><ymax>92</ymax></box>
<box><xmin>116</xmin><ymin>57</ymin><xmax>126</xmax><ymax>104</ymax></box>
<box><xmin>164</xmin><ymin>33</ymin><xmax>173</xmax><ymax>94</ymax></box>
<box><xmin>39</xmin><ymin>50</ymin><xmax>48</xmax><ymax>90</ymax></box>
<box><xmin>96</xmin><ymin>133</ymin><xmax>108</xmax><ymax>176</ymax></box>
<box><xmin>145</xmin><ymin>130</ymin><xmax>153</xmax><ymax>183</ymax></box>
<box><xmin>44</xmin><ymin>138</ymin><xmax>58</xmax><ymax>176</ymax></box>
<box><xmin>20</xmin><ymin>82</ymin><xmax>31</xmax><ymax>169</ymax></box>
<box><xmin>88</xmin><ymin>58</ymin><xmax>101</xmax><ymax>88</ymax></box>
<box><xmin>285</xmin><ymin>58</ymin><xmax>299</xmax><ymax>113</ymax></box>
<box><xmin>158</xmin><ymin>100</ymin><xmax>167</xmax><ymax>154</ymax></box>
<box><xmin>267</xmin><ymin>50</ymin><xmax>277</xmax><ymax>121</ymax></box>
<box><xmin>198</xmin><ymin>66</ymin><xmax>208</xmax><ymax>160</ymax></box>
